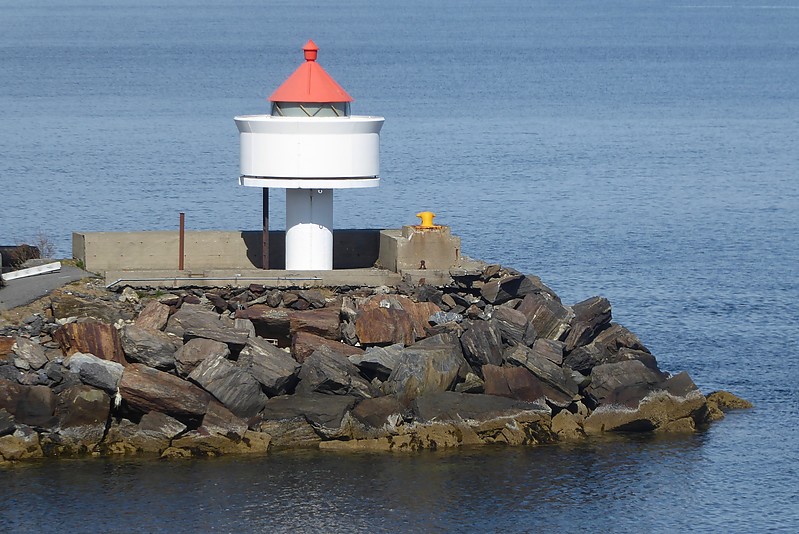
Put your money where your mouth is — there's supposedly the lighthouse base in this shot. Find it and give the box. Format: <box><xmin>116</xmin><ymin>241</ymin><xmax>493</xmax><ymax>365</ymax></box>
<box><xmin>286</xmin><ymin>188</ymin><xmax>334</xmax><ymax>270</ymax></box>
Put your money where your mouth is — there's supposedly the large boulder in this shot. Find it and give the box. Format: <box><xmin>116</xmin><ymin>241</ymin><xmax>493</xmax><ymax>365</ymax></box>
<box><xmin>349</xmin><ymin>343</ymin><xmax>404</xmax><ymax>381</ymax></box>
<box><xmin>491</xmin><ymin>306</ymin><xmax>531</xmax><ymax>346</ymax></box>
<box><xmin>297</xmin><ymin>345</ymin><xmax>372</xmax><ymax>398</ymax></box>
<box><xmin>482</xmin><ymin>364</ymin><xmax>545</xmax><ymax>403</ymax></box>
<box><xmin>42</xmin><ymin>385</ymin><xmax>111</xmax><ymax>456</ymax></box>
<box><xmin>174</xmin><ymin>338</ymin><xmax>230</xmax><ymax>378</ymax></box>
<box><xmin>291</xmin><ymin>331</ymin><xmax>363</xmax><ymax>364</ymax></box>
<box><xmin>355</xmin><ymin>307</ymin><xmax>415</xmax><ymax>346</ymax></box>
<box><xmin>0</xmin><ymin>379</ymin><xmax>56</xmax><ymax>427</ymax></box>
<box><xmin>564</xmin><ymin>323</ymin><xmax>653</xmax><ymax>373</ymax></box>
<box><xmin>564</xmin><ymin>296</ymin><xmax>612</xmax><ymax>351</ymax></box>
<box><xmin>504</xmin><ymin>345</ymin><xmax>578</xmax><ymax>398</ymax></box>
<box><xmin>53</xmin><ymin>321</ymin><xmax>125</xmax><ymax>365</ymax></box>
<box><xmin>260</xmin><ymin>392</ymin><xmax>358</xmax><ymax>435</ymax></box>
<box><xmin>119</xmin><ymin>363</ymin><xmax>211</xmax><ymax>423</ymax></box>
<box><xmin>238</xmin><ymin>337</ymin><xmax>300</xmax><ymax>396</ymax></box>
<box><xmin>481</xmin><ymin>274</ymin><xmax>557</xmax><ymax>305</ymax></box>
<box><xmin>384</xmin><ymin>333</ymin><xmax>470</xmax><ymax>401</ymax></box>
<box><xmin>517</xmin><ymin>293</ymin><xmax>573</xmax><ymax>341</ymax></box>
<box><xmin>65</xmin><ymin>352</ymin><xmax>124</xmax><ymax>395</ymax></box>
<box><xmin>135</xmin><ymin>300</ymin><xmax>171</xmax><ymax>331</ymax></box>
<box><xmin>460</xmin><ymin>320</ymin><xmax>503</xmax><ymax>368</ymax></box>
<box><xmin>165</xmin><ymin>303</ymin><xmax>224</xmax><ymax>338</ymax></box>
<box><xmin>234</xmin><ymin>305</ymin><xmax>291</xmax><ymax>341</ymax></box>
<box><xmin>288</xmin><ymin>307</ymin><xmax>341</xmax><ymax>340</ymax></box>
<box><xmin>585</xmin><ymin>360</ymin><xmax>665</xmax><ymax>407</ymax></box>
<box><xmin>351</xmin><ymin>396</ymin><xmax>406</xmax><ymax>429</ymax></box>
<box><xmin>51</xmin><ymin>294</ymin><xmax>132</xmax><ymax>324</ymax></box>
<box><xmin>188</xmin><ymin>355</ymin><xmax>267</xmax><ymax>419</ymax></box>
<box><xmin>359</xmin><ymin>295</ymin><xmax>441</xmax><ymax>340</ymax></box>
<box><xmin>584</xmin><ymin>373</ymin><xmax>709</xmax><ymax>434</ymax></box>
<box><xmin>120</xmin><ymin>324</ymin><xmax>179</xmax><ymax>370</ymax></box>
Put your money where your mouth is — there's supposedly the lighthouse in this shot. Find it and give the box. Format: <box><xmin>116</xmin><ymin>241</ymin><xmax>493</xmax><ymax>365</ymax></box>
<box><xmin>235</xmin><ymin>41</ymin><xmax>384</xmax><ymax>270</ymax></box>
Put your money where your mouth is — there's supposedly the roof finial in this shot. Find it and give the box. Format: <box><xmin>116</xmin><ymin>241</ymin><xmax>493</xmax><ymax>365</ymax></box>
<box><xmin>303</xmin><ymin>40</ymin><xmax>319</xmax><ymax>62</ymax></box>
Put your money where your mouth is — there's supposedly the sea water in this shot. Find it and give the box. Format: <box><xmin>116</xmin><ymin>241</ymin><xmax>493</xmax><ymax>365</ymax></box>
<box><xmin>1</xmin><ymin>0</ymin><xmax>798</xmax><ymax>531</ymax></box>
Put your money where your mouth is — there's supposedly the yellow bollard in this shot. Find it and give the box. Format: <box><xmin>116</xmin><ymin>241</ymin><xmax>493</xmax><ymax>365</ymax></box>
<box><xmin>415</xmin><ymin>211</ymin><xmax>437</xmax><ymax>229</ymax></box>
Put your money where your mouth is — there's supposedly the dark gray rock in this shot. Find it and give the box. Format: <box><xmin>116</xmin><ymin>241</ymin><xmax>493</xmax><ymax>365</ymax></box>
<box><xmin>120</xmin><ymin>324</ymin><xmax>179</xmax><ymax>371</ymax></box>
<box><xmin>412</xmin><ymin>391</ymin><xmax>549</xmax><ymax>423</ymax></box>
<box><xmin>460</xmin><ymin>320</ymin><xmax>503</xmax><ymax>368</ymax></box>
<box><xmin>564</xmin><ymin>296</ymin><xmax>612</xmax><ymax>351</ymax></box>
<box><xmin>352</xmin><ymin>396</ymin><xmax>406</xmax><ymax>428</ymax></box>
<box><xmin>260</xmin><ymin>392</ymin><xmax>358</xmax><ymax>429</ymax></box>
<box><xmin>164</xmin><ymin>303</ymin><xmax>223</xmax><ymax>338</ymax></box>
<box><xmin>517</xmin><ymin>293</ymin><xmax>573</xmax><ymax>341</ymax></box>
<box><xmin>200</xmin><ymin>400</ymin><xmax>247</xmax><ymax>440</ymax></box>
<box><xmin>483</xmin><ymin>364</ymin><xmax>545</xmax><ymax>403</ymax></box>
<box><xmin>174</xmin><ymin>338</ymin><xmax>230</xmax><ymax>378</ymax></box>
<box><xmin>564</xmin><ymin>324</ymin><xmax>654</xmax><ymax>374</ymax></box>
<box><xmin>139</xmin><ymin>411</ymin><xmax>187</xmax><ymax>440</ymax></box>
<box><xmin>238</xmin><ymin>337</ymin><xmax>300</xmax><ymax>396</ymax></box>
<box><xmin>385</xmin><ymin>333</ymin><xmax>470</xmax><ymax>401</ymax></box>
<box><xmin>55</xmin><ymin>385</ymin><xmax>111</xmax><ymax>429</ymax></box>
<box><xmin>0</xmin><ymin>408</ymin><xmax>15</xmax><ymax>437</ymax></box>
<box><xmin>349</xmin><ymin>343</ymin><xmax>404</xmax><ymax>381</ymax></box>
<box><xmin>188</xmin><ymin>355</ymin><xmax>267</xmax><ymax>419</ymax></box>
<box><xmin>297</xmin><ymin>345</ymin><xmax>372</xmax><ymax>398</ymax></box>
<box><xmin>491</xmin><ymin>306</ymin><xmax>529</xmax><ymax>346</ymax></box>
<box><xmin>480</xmin><ymin>274</ymin><xmax>558</xmax><ymax>305</ymax></box>
<box><xmin>0</xmin><ymin>379</ymin><xmax>56</xmax><ymax>427</ymax></box>
<box><xmin>65</xmin><ymin>352</ymin><xmax>124</xmax><ymax>395</ymax></box>
<box><xmin>586</xmin><ymin>360</ymin><xmax>664</xmax><ymax>407</ymax></box>
<box><xmin>504</xmin><ymin>345</ymin><xmax>579</xmax><ymax>398</ymax></box>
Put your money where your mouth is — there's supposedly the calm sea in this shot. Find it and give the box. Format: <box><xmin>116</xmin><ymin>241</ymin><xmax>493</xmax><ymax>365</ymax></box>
<box><xmin>2</xmin><ymin>0</ymin><xmax>798</xmax><ymax>531</ymax></box>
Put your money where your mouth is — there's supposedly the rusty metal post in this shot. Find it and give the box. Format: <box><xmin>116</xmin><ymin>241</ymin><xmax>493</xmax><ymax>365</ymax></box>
<box><xmin>179</xmin><ymin>212</ymin><xmax>185</xmax><ymax>270</ymax></box>
<box><xmin>262</xmin><ymin>188</ymin><xmax>270</xmax><ymax>269</ymax></box>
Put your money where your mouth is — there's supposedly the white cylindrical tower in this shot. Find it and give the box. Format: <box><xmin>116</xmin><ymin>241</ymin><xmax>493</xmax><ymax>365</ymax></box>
<box><xmin>234</xmin><ymin>40</ymin><xmax>384</xmax><ymax>270</ymax></box>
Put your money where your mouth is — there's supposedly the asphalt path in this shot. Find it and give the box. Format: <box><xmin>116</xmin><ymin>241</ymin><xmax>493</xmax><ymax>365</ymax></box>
<box><xmin>0</xmin><ymin>265</ymin><xmax>93</xmax><ymax>311</ymax></box>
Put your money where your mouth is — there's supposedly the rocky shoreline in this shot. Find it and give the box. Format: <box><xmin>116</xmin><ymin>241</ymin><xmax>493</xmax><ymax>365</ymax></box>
<box><xmin>0</xmin><ymin>262</ymin><xmax>751</xmax><ymax>465</ymax></box>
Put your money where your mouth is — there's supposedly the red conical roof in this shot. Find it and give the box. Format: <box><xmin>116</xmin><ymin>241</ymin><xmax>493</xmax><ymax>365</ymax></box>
<box><xmin>268</xmin><ymin>40</ymin><xmax>353</xmax><ymax>103</ymax></box>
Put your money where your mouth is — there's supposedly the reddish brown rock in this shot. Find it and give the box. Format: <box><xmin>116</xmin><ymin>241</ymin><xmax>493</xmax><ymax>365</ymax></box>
<box><xmin>0</xmin><ymin>337</ymin><xmax>15</xmax><ymax>358</ymax></box>
<box><xmin>360</xmin><ymin>295</ymin><xmax>441</xmax><ymax>340</ymax></box>
<box><xmin>135</xmin><ymin>300</ymin><xmax>171</xmax><ymax>331</ymax></box>
<box><xmin>53</xmin><ymin>321</ymin><xmax>125</xmax><ymax>365</ymax></box>
<box><xmin>291</xmin><ymin>331</ymin><xmax>363</xmax><ymax>364</ymax></box>
<box><xmin>355</xmin><ymin>307</ymin><xmax>415</xmax><ymax>346</ymax></box>
<box><xmin>288</xmin><ymin>307</ymin><xmax>341</xmax><ymax>340</ymax></box>
<box><xmin>119</xmin><ymin>363</ymin><xmax>211</xmax><ymax>422</ymax></box>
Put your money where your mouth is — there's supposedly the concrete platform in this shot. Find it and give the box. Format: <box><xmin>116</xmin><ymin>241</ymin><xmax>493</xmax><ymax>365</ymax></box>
<box><xmin>104</xmin><ymin>268</ymin><xmax>405</xmax><ymax>290</ymax></box>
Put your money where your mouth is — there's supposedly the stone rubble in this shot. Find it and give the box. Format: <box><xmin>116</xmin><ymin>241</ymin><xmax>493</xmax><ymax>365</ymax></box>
<box><xmin>0</xmin><ymin>262</ymin><xmax>751</xmax><ymax>464</ymax></box>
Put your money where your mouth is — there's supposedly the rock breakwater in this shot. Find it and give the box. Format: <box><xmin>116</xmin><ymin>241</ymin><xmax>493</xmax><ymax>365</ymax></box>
<box><xmin>0</xmin><ymin>263</ymin><xmax>750</xmax><ymax>464</ymax></box>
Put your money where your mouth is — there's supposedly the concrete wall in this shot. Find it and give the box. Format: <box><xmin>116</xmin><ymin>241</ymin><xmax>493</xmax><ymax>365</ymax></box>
<box><xmin>378</xmin><ymin>226</ymin><xmax>461</xmax><ymax>272</ymax></box>
<box><xmin>74</xmin><ymin>230</ymin><xmax>382</xmax><ymax>272</ymax></box>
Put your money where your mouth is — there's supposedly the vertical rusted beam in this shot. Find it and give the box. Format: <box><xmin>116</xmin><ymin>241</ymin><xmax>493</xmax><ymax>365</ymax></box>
<box><xmin>179</xmin><ymin>212</ymin><xmax>185</xmax><ymax>271</ymax></box>
<box><xmin>262</xmin><ymin>188</ymin><xmax>270</xmax><ymax>269</ymax></box>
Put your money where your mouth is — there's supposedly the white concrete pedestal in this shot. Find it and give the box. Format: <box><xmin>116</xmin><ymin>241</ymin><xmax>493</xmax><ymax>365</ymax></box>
<box><xmin>286</xmin><ymin>188</ymin><xmax>333</xmax><ymax>270</ymax></box>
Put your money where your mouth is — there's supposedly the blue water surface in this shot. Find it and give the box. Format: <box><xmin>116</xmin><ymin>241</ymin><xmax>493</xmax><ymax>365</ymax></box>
<box><xmin>1</xmin><ymin>0</ymin><xmax>798</xmax><ymax>531</ymax></box>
